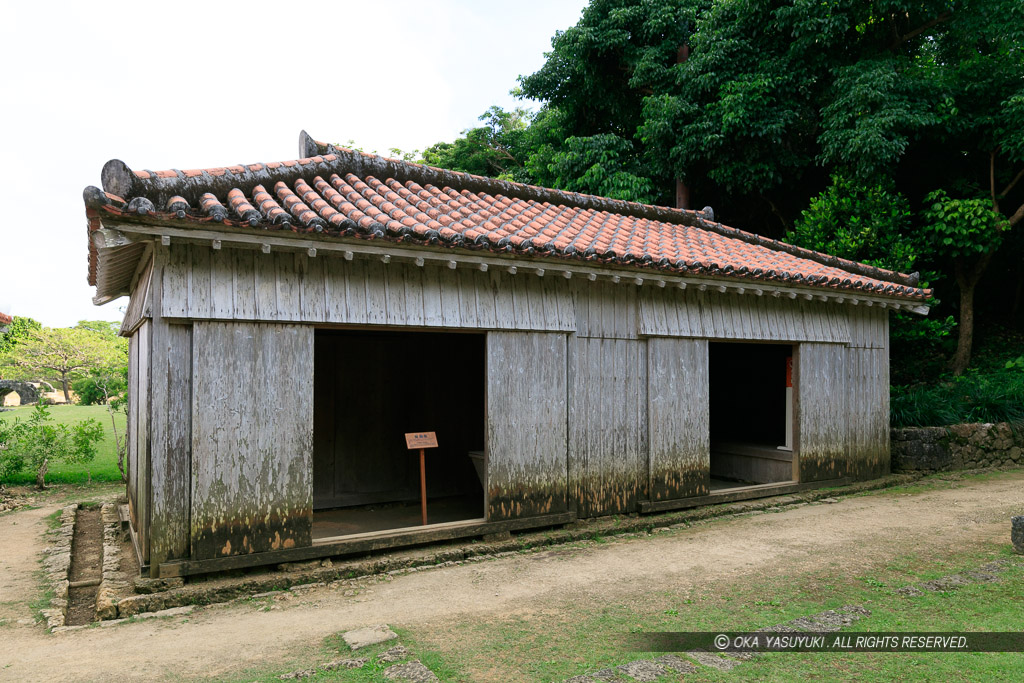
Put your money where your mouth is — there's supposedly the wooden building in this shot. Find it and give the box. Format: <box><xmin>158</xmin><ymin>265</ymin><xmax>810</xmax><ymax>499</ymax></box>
<box><xmin>83</xmin><ymin>133</ymin><xmax>930</xmax><ymax>578</ymax></box>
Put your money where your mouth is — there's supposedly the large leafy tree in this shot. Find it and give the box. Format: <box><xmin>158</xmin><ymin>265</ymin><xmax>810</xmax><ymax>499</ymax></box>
<box><xmin>0</xmin><ymin>326</ymin><xmax>124</xmax><ymax>403</ymax></box>
<box><xmin>523</xmin><ymin>0</ymin><xmax>1023</xmax><ymax>372</ymax></box>
<box><xmin>422</xmin><ymin>0</ymin><xmax>1023</xmax><ymax>372</ymax></box>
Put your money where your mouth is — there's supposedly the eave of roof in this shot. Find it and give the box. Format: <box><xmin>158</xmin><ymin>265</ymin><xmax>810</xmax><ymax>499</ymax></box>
<box><xmin>0</xmin><ymin>311</ymin><xmax>12</xmax><ymax>326</ymax></box>
<box><xmin>83</xmin><ymin>131</ymin><xmax>931</xmax><ymax>305</ymax></box>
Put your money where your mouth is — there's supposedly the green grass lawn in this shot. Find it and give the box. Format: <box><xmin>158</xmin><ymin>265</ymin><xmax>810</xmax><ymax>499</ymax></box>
<box><xmin>0</xmin><ymin>403</ymin><xmax>126</xmax><ymax>485</ymax></box>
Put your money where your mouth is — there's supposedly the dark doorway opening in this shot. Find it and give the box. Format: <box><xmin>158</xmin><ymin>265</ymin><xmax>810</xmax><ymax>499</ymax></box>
<box><xmin>708</xmin><ymin>342</ymin><xmax>795</xmax><ymax>489</ymax></box>
<box><xmin>312</xmin><ymin>329</ymin><xmax>486</xmax><ymax>539</ymax></box>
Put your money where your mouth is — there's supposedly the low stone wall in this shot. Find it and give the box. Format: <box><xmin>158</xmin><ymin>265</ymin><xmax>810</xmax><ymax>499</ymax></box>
<box><xmin>891</xmin><ymin>422</ymin><xmax>1024</xmax><ymax>472</ymax></box>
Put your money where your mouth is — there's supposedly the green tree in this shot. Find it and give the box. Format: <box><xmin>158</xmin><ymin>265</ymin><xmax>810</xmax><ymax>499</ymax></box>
<box><xmin>922</xmin><ymin>191</ymin><xmax>1011</xmax><ymax>374</ymax></box>
<box><xmin>421</xmin><ymin>106</ymin><xmax>534</xmax><ymax>181</ymax></box>
<box><xmin>0</xmin><ymin>316</ymin><xmax>42</xmax><ymax>360</ymax></box>
<box><xmin>789</xmin><ymin>176</ymin><xmax>918</xmax><ymax>272</ymax></box>
<box><xmin>74</xmin><ymin>320</ymin><xmax>121</xmax><ymax>338</ymax></box>
<box><xmin>0</xmin><ymin>327</ymin><xmax>125</xmax><ymax>403</ymax></box>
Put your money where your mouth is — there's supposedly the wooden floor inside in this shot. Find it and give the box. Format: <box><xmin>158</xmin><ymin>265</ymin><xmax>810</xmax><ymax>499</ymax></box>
<box><xmin>312</xmin><ymin>495</ymin><xmax>484</xmax><ymax>540</ymax></box>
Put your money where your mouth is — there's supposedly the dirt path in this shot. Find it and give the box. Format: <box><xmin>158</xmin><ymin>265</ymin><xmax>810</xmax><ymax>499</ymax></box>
<box><xmin>0</xmin><ymin>505</ymin><xmax>57</xmax><ymax>627</ymax></box>
<box><xmin>1</xmin><ymin>474</ymin><xmax>1022</xmax><ymax>682</ymax></box>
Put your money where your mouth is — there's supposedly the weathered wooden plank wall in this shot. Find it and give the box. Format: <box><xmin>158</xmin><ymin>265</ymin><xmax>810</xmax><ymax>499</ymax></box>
<box><xmin>148</xmin><ymin>321</ymin><xmax>193</xmax><ymax>571</ymax></box>
<box><xmin>131</xmin><ymin>241</ymin><xmax>899</xmax><ymax>559</ymax></box>
<box><xmin>568</xmin><ymin>337</ymin><xmax>648</xmax><ymax>516</ymax></box>
<box><xmin>847</xmin><ymin>305</ymin><xmax>888</xmax><ymax>350</ymax></box>
<box><xmin>647</xmin><ymin>338</ymin><xmax>710</xmax><ymax>501</ymax></box>
<box><xmin>486</xmin><ymin>332</ymin><xmax>568</xmax><ymax>520</ymax></box>
<box><xmin>845</xmin><ymin>347</ymin><xmax>890</xmax><ymax>480</ymax></box>
<box><xmin>796</xmin><ymin>342</ymin><xmax>848</xmax><ymax>482</ymax></box>
<box><xmin>134</xmin><ymin>321</ymin><xmax>151</xmax><ymax>562</ymax></box>
<box><xmin>127</xmin><ymin>330</ymin><xmax>139</xmax><ymax>532</ymax></box>
<box><xmin>190</xmin><ymin>322</ymin><xmax>314</xmax><ymax>560</ymax></box>
<box><xmin>638</xmin><ymin>288</ymin><xmax>851</xmax><ymax>343</ymax></box>
<box><xmin>160</xmin><ymin>244</ymin><xmax>574</xmax><ymax>332</ymax></box>
<box><xmin>572</xmin><ymin>279</ymin><xmax>639</xmax><ymax>339</ymax></box>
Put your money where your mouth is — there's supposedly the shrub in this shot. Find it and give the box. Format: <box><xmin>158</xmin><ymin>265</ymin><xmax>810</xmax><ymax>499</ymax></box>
<box><xmin>0</xmin><ymin>404</ymin><xmax>104</xmax><ymax>488</ymax></box>
<box><xmin>73</xmin><ymin>370</ymin><xmax>126</xmax><ymax>406</ymax></box>
<box><xmin>891</xmin><ymin>370</ymin><xmax>1024</xmax><ymax>429</ymax></box>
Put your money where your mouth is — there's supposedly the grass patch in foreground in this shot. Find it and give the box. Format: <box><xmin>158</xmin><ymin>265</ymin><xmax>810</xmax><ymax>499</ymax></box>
<box><xmin>0</xmin><ymin>404</ymin><xmax>125</xmax><ymax>484</ymax></box>
<box><xmin>226</xmin><ymin>626</ymin><xmax>465</xmax><ymax>682</ymax></box>
<box><xmin>425</xmin><ymin>548</ymin><xmax>1021</xmax><ymax>681</ymax></box>
<box><xmin>221</xmin><ymin>544</ymin><xmax>1023</xmax><ymax>682</ymax></box>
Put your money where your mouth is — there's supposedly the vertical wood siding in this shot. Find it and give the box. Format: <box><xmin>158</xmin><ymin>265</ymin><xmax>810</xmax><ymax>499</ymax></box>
<box><xmin>572</xmin><ymin>279</ymin><xmax>639</xmax><ymax>339</ymax></box>
<box><xmin>190</xmin><ymin>322</ymin><xmax>314</xmax><ymax>560</ymax></box>
<box><xmin>134</xmin><ymin>322</ymin><xmax>151</xmax><ymax>562</ymax></box>
<box><xmin>845</xmin><ymin>347</ymin><xmax>890</xmax><ymax>479</ymax></box>
<box><xmin>647</xmin><ymin>338</ymin><xmax>710</xmax><ymax>501</ymax></box>
<box><xmin>148</xmin><ymin>321</ymin><xmax>193</xmax><ymax>571</ymax></box>
<box><xmin>161</xmin><ymin>244</ymin><xmax>574</xmax><ymax>331</ymax></box>
<box><xmin>127</xmin><ymin>331</ymin><xmax>139</xmax><ymax>533</ymax></box>
<box><xmin>137</xmin><ymin>241</ymin><xmax>898</xmax><ymax>546</ymax></box>
<box><xmin>847</xmin><ymin>305</ymin><xmax>889</xmax><ymax>349</ymax></box>
<box><xmin>568</xmin><ymin>337</ymin><xmax>648</xmax><ymax>516</ymax></box>
<box><xmin>486</xmin><ymin>332</ymin><xmax>568</xmax><ymax>520</ymax></box>
<box><xmin>796</xmin><ymin>343</ymin><xmax>848</xmax><ymax>482</ymax></box>
<box><xmin>639</xmin><ymin>287</ymin><xmax>851</xmax><ymax>342</ymax></box>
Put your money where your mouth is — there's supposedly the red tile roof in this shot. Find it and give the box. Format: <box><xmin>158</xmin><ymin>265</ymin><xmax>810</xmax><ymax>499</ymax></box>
<box><xmin>0</xmin><ymin>311</ymin><xmax>11</xmax><ymax>326</ymax></box>
<box><xmin>84</xmin><ymin>132</ymin><xmax>929</xmax><ymax>301</ymax></box>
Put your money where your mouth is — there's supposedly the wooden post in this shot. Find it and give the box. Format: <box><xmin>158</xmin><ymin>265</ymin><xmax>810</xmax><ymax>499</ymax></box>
<box><xmin>405</xmin><ymin>431</ymin><xmax>438</xmax><ymax>526</ymax></box>
<box><xmin>419</xmin><ymin>448</ymin><xmax>427</xmax><ymax>525</ymax></box>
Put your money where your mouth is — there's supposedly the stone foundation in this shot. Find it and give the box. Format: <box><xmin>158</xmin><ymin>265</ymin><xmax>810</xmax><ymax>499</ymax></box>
<box><xmin>891</xmin><ymin>422</ymin><xmax>1023</xmax><ymax>472</ymax></box>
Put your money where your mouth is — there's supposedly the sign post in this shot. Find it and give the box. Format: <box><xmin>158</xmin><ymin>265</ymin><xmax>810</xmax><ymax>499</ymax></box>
<box><xmin>404</xmin><ymin>431</ymin><xmax>438</xmax><ymax>525</ymax></box>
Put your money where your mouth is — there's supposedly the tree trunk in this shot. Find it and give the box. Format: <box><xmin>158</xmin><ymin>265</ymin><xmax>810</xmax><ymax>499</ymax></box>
<box><xmin>36</xmin><ymin>457</ymin><xmax>48</xmax><ymax>489</ymax></box>
<box><xmin>62</xmin><ymin>376</ymin><xmax>70</xmax><ymax>404</ymax></box>
<box><xmin>950</xmin><ymin>253</ymin><xmax>991</xmax><ymax>376</ymax></box>
<box><xmin>951</xmin><ymin>279</ymin><xmax>975</xmax><ymax>376</ymax></box>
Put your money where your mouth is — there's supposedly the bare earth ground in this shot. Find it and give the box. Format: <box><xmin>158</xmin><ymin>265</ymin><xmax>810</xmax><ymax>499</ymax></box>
<box><xmin>1</xmin><ymin>473</ymin><xmax>1022</xmax><ymax>682</ymax></box>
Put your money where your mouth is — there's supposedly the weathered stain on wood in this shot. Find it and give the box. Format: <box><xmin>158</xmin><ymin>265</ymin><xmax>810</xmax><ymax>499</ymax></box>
<box><xmin>796</xmin><ymin>343</ymin><xmax>848</xmax><ymax>482</ymax></box>
<box><xmin>638</xmin><ymin>287</ymin><xmax>851</xmax><ymax>342</ymax></box>
<box><xmin>647</xmin><ymin>338</ymin><xmax>710</xmax><ymax>501</ymax></box>
<box><xmin>158</xmin><ymin>510</ymin><xmax>577</xmax><ymax>578</ymax></box>
<box><xmin>190</xmin><ymin>322</ymin><xmax>314</xmax><ymax>560</ymax></box>
<box><xmin>486</xmin><ymin>332</ymin><xmax>568</xmax><ymax>520</ymax></box>
<box><xmin>568</xmin><ymin>337</ymin><xmax>648</xmax><ymax>516</ymax></box>
<box><xmin>159</xmin><ymin>244</ymin><xmax>574</xmax><ymax>332</ymax></box>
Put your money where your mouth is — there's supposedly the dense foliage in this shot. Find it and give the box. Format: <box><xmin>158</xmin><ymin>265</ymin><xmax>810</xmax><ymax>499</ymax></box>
<box><xmin>0</xmin><ymin>316</ymin><xmax>41</xmax><ymax>359</ymax></box>
<box><xmin>412</xmin><ymin>0</ymin><xmax>1023</xmax><ymax>384</ymax></box>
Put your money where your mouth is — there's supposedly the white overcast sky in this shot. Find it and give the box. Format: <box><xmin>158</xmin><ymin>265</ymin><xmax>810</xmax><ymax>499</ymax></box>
<box><xmin>0</xmin><ymin>0</ymin><xmax>588</xmax><ymax>327</ymax></box>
